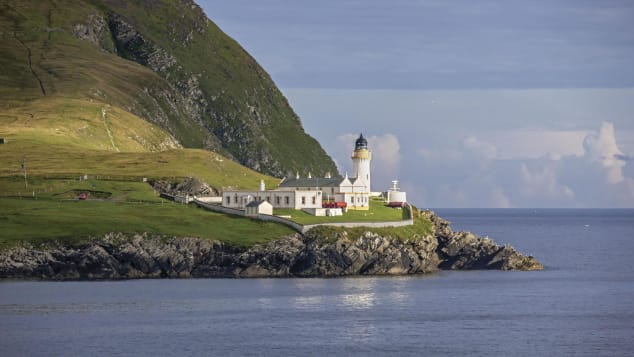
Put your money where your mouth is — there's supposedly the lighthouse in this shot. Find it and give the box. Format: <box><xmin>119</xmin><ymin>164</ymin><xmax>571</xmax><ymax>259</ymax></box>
<box><xmin>351</xmin><ymin>133</ymin><xmax>371</xmax><ymax>193</ymax></box>
<box><xmin>221</xmin><ymin>132</ymin><xmax>374</xmax><ymax>212</ymax></box>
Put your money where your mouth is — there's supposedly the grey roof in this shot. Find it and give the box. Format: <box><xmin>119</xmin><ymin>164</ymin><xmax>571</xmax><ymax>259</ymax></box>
<box><xmin>279</xmin><ymin>177</ymin><xmax>344</xmax><ymax>188</ymax></box>
<box><xmin>246</xmin><ymin>200</ymin><xmax>269</xmax><ymax>207</ymax></box>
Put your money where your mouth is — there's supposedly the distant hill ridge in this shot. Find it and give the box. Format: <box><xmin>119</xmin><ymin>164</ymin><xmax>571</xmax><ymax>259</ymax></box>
<box><xmin>0</xmin><ymin>0</ymin><xmax>337</xmax><ymax>178</ymax></box>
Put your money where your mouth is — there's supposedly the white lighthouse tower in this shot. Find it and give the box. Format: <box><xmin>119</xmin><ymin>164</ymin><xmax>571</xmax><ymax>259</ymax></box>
<box><xmin>351</xmin><ymin>133</ymin><xmax>371</xmax><ymax>193</ymax></box>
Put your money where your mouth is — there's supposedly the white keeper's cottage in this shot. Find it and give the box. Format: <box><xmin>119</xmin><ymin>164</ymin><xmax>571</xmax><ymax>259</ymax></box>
<box><xmin>222</xmin><ymin>134</ymin><xmax>373</xmax><ymax>211</ymax></box>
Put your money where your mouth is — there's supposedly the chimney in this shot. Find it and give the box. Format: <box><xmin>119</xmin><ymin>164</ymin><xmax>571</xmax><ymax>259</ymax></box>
<box><xmin>259</xmin><ymin>179</ymin><xmax>265</xmax><ymax>191</ymax></box>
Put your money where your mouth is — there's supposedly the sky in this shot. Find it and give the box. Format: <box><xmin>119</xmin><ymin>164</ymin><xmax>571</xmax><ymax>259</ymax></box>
<box><xmin>199</xmin><ymin>0</ymin><xmax>634</xmax><ymax>208</ymax></box>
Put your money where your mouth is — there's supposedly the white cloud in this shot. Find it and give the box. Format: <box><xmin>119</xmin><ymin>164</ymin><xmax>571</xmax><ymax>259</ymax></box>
<box><xmin>490</xmin><ymin>130</ymin><xmax>588</xmax><ymax>160</ymax></box>
<box><xmin>519</xmin><ymin>163</ymin><xmax>575</xmax><ymax>199</ymax></box>
<box><xmin>411</xmin><ymin>122</ymin><xmax>634</xmax><ymax>207</ymax></box>
<box><xmin>367</xmin><ymin>133</ymin><xmax>401</xmax><ymax>174</ymax></box>
<box><xmin>418</xmin><ymin>148</ymin><xmax>463</xmax><ymax>163</ymax></box>
<box><xmin>462</xmin><ymin>136</ymin><xmax>497</xmax><ymax>160</ymax></box>
<box><xmin>583</xmin><ymin>122</ymin><xmax>626</xmax><ymax>184</ymax></box>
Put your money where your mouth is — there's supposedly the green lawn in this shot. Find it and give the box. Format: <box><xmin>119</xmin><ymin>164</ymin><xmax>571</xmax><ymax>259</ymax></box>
<box><xmin>0</xmin><ymin>197</ymin><xmax>294</xmax><ymax>248</ymax></box>
<box><xmin>273</xmin><ymin>198</ymin><xmax>408</xmax><ymax>224</ymax></box>
<box><xmin>0</xmin><ymin>178</ymin><xmax>295</xmax><ymax>247</ymax></box>
<box><xmin>305</xmin><ymin>211</ymin><xmax>434</xmax><ymax>242</ymax></box>
<box><xmin>0</xmin><ymin>178</ymin><xmax>164</xmax><ymax>202</ymax></box>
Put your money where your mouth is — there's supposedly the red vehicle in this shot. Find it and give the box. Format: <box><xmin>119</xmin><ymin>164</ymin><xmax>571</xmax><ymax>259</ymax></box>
<box><xmin>322</xmin><ymin>201</ymin><xmax>347</xmax><ymax>208</ymax></box>
<box><xmin>78</xmin><ymin>192</ymin><xmax>88</xmax><ymax>200</ymax></box>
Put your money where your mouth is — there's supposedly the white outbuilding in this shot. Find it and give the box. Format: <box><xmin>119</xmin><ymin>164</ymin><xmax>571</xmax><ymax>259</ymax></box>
<box><xmin>245</xmin><ymin>200</ymin><xmax>273</xmax><ymax>216</ymax></box>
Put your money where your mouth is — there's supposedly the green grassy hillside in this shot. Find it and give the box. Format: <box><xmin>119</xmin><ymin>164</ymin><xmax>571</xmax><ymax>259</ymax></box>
<box><xmin>0</xmin><ymin>0</ymin><xmax>348</xmax><ymax>248</ymax></box>
<box><xmin>0</xmin><ymin>97</ymin><xmax>280</xmax><ymax>193</ymax></box>
<box><xmin>0</xmin><ymin>0</ymin><xmax>338</xmax><ymax>177</ymax></box>
<box><xmin>0</xmin><ymin>92</ymin><xmax>291</xmax><ymax>247</ymax></box>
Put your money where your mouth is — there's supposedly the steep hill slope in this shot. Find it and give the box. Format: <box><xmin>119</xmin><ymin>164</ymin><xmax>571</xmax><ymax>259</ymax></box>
<box><xmin>0</xmin><ymin>0</ymin><xmax>337</xmax><ymax>177</ymax></box>
<box><xmin>0</xmin><ymin>96</ymin><xmax>281</xmax><ymax>195</ymax></box>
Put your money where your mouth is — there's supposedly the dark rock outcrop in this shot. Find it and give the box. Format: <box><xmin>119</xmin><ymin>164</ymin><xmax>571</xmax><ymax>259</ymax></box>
<box><xmin>0</xmin><ymin>212</ymin><xmax>542</xmax><ymax>280</ymax></box>
<box><xmin>0</xmin><ymin>232</ymin><xmax>439</xmax><ymax>280</ymax></box>
<box><xmin>150</xmin><ymin>177</ymin><xmax>218</xmax><ymax>197</ymax></box>
<box><xmin>429</xmin><ymin>212</ymin><xmax>543</xmax><ymax>271</ymax></box>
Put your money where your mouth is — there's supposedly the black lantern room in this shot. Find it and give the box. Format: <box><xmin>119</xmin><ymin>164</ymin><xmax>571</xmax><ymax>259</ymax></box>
<box><xmin>355</xmin><ymin>133</ymin><xmax>368</xmax><ymax>150</ymax></box>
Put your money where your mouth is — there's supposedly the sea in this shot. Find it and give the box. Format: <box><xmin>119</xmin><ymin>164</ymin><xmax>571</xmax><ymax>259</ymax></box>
<box><xmin>1</xmin><ymin>209</ymin><xmax>633</xmax><ymax>356</ymax></box>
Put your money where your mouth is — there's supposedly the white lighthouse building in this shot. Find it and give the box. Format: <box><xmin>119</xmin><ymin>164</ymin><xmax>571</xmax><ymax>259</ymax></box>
<box><xmin>221</xmin><ymin>134</ymin><xmax>373</xmax><ymax>211</ymax></box>
<box><xmin>351</xmin><ymin>133</ymin><xmax>371</xmax><ymax>193</ymax></box>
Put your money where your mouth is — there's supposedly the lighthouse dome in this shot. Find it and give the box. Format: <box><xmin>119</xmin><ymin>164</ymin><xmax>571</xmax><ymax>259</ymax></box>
<box><xmin>355</xmin><ymin>133</ymin><xmax>368</xmax><ymax>150</ymax></box>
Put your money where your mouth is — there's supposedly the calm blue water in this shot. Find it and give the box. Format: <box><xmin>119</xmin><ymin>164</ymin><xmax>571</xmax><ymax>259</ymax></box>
<box><xmin>1</xmin><ymin>209</ymin><xmax>633</xmax><ymax>356</ymax></box>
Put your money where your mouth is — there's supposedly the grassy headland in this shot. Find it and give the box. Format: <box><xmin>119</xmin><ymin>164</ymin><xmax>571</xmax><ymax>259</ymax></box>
<box><xmin>0</xmin><ymin>0</ymin><xmax>433</xmax><ymax>249</ymax></box>
<box><xmin>0</xmin><ymin>179</ymin><xmax>295</xmax><ymax>248</ymax></box>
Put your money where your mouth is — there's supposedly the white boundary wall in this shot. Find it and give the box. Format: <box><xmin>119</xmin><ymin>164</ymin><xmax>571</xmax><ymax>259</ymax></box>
<box><xmin>192</xmin><ymin>198</ymin><xmax>414</xmax><ymax>234</ymax></box>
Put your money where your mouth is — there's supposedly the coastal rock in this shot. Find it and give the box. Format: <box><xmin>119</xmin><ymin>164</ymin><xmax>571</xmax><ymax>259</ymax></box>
<box><xmin>428</xmin><ymin>213</ymin><xmax>543</xmax><ymax>271</ymax></box>
<box><xmin>150</xmin><ymin>177</ymin><xmax>218</xmax><ymax>197</ymax></box>
<box><xmin>0</xmin><ymin>212</ymin><xmax>542</xmax><ymax>280</ymax></box>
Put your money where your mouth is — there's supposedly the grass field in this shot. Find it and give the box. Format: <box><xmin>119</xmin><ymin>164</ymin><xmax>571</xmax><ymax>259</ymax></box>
<box><xmin>273</xmin><ymin>198</ymin><xmax>408</xmax><ymax>224</ymax></box>
<box><xmin>0</xmin><ymin>197</ymin><xmax>295</xmax><ymax>248</ymax></box>
<box><xmin>0</xmin><ymin>144</ymin><xmax>277</xmax><ymax>193</ymax></box>
<box><xmin>305</xmin><ymin>211</ymin><xmax>434</xmax><ymax>242</ymax></box>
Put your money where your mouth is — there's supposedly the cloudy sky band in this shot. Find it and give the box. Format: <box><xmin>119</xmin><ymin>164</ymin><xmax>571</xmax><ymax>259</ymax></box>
<box><xmin>200</xmin><ymin>0</ymin><xmax>634</xmax><ymax>207</ymax></box>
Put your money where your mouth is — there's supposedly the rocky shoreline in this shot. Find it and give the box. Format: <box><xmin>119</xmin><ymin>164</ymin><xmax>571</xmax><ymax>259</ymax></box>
<box><xmin>0</xmin><ymin>212</ymin><xmax>542</xmax><ymax>280</ymax></box>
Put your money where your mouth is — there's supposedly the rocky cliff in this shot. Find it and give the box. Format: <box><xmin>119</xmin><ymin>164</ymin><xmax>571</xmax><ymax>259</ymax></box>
<box><xmin>0</xmin><ymin>212</ymin><xmax>542</xmax><ymax>280</ymax></box>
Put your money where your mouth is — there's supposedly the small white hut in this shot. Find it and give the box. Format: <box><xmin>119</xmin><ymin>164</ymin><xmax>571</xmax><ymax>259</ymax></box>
<box><xmin>245</xmin><ymin>200</ymin><xmax>273</xmax><ymax>216</ymax></box>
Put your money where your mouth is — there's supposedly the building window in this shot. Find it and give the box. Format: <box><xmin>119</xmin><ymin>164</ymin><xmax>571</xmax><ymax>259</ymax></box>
<box><xmin>312</xmin><ymin>196</ymin><xmax>316</xmax><ymax>204</ymax></box>
<box><xmin>285</xmin><ymin>196</ymin><xmax>290</xmax><ymax>205</ymax></box>
<box><xmin>226</xmin><ymin>196</ymin><xmax>230</xmax><ymax>204</ymax></box>
<box><xmin>266</xmin><ymin>196</ymin><xmax>270</xmax><ymax>202</ymax></box>
<box><xmin>234</xmin><ymin>195</ymin><xmax>238</xmax><ymax>204</ymax></box>
<box><xmin>301</xmin><ymin>196</ymin><xmax>306</xmax><ymax>205</ymax></box>
<box><xmin>276</xmin><ymin>196</ymin><xmax>280</xmax><ymax>205</ymax></box>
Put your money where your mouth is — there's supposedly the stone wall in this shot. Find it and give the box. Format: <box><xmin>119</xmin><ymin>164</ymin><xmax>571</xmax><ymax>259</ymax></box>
<box><xmin>193</xmin><ymin>199</ymin><xmax>414</xmax><ymax>234</ymax></box>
